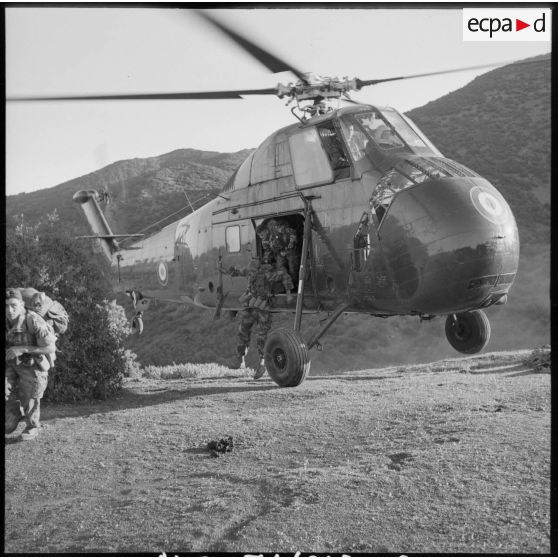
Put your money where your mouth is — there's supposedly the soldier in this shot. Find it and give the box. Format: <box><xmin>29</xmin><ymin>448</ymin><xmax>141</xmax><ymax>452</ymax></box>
<box><xmin>260</xmin><ymin>218</ymin><xmax>300</xmax><ymax>284</ymax></box>
<box><xmin>256</xmin><ymin>223</ymin><xmax>274</xmax><ymax>265</ymax></box>
<box><xmin>5</xmin><ymin>288</ymin><xmax>57</xmax><ymax>441</ymax></box>
<box><xmin>227</xmin><ymin>257</ymin><xmax>294</xmax><ymax>379</ymax></box>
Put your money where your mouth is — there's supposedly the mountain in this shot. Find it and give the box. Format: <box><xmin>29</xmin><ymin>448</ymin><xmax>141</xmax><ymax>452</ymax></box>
<box><xmin>6</xmin><ymin>148</ymin><xmax>253</xmax><ymax>236</ymax></box>
<box><xmin>407</xmin><ymin>54</ymin><xmax>550</xmax><ymax>245</ymax></box>
<box><xmin>5</xmin><ymin>56</ymin><xmax>550</xmax><ymax>370</ymax></box>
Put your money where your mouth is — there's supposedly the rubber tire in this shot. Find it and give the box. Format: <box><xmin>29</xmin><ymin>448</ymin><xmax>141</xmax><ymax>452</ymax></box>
<box><xmin>131</xmin><ymin>315</ymin><xmax>144</xmax><ymax>335</ymax></box>
<box><xmin>264</xmin><ymin>328</ymin><xmax>311</xmax><ymax>387</ymax></box>
<box><xmin>445</xmin><ymin>310</ymin><xmax>490</xmax><ymax>354</ymax></box>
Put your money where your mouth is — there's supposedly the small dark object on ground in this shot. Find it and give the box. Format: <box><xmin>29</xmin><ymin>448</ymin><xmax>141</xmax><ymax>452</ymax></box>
<box><xmin>207</xmin><ymin>436</ymin><xmax>234</xmax><ymax>457</ymax></box>
<box><xmin>387</xmin><ymin>452</ymin><xmax>414</xmax><ymax>471</ymax></box>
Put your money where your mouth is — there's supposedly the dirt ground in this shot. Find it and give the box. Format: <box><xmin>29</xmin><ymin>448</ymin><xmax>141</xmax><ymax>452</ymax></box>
<box><xmin>4</xmin><ymin>349</ymin><xmax>550</xmax><ymax>554</ymax></box>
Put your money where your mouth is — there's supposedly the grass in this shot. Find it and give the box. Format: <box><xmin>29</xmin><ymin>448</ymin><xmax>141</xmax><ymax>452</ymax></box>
<box><xmin>135</xmin><ymin>346</ymin><xmax>548</xmax><ymax>383</ymax></box>
<box><xmin>140</xmin><ymin>362</ymin><xmax>240</xmax><ymax>380</ymax></box>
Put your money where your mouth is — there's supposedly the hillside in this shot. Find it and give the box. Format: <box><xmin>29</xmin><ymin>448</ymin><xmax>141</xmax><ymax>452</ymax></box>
<box><xmin>5</xmin><ymin>350</ymin><xmax>551</xmax><ymax>553</ymax></box>
<box><xmin>5</xmin><ymin>56</ymin><xmax>551</xmax><ymax>369</ymax></box>
<box><xmin>6</xmin><ymin>148</ymin><xmax>253</xmax><ymax>237</ymax></box>
<box><xmin>407</xmin><ymin>54</ymin><xmax>550</xmax><ymax>245</ymax></box>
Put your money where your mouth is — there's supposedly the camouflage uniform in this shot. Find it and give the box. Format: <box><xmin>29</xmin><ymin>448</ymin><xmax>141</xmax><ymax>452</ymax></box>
<box><xmin>256</xmin><ymin>226</ymin><xmax>274</xmax><ymax>265</ymax></box>
<box><xmin>230</xmin><ymin>259</ymin><xmax>294</xmax><ymax>361</ymax></box>
<box><xmin>259</xmin><ymin>219</ymin><xmax>300</xmax><ymax>283</ymax></box>
<box><xmin>5</xmin><ymin>301</ymin><xmax>56</xmax><ymax>437</ymax></box>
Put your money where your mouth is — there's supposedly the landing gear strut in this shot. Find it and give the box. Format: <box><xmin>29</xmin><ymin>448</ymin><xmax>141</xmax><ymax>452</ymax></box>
<box><xmin>445</xmin><ymin>310</ymin><xmax>491</xmax><ymax>354</ymax></box>
<box><xmin>131</xmin><ymin>312</ymin><xmax>144</xmax><ymax>335</ymax></box>
<box><xmin>264</xmin><ymin>198</ymin><xmax>350</xmax><ymax>387</ymax></box>
<box><xmin>127</xmin><ymin>291</ymin><xmax>150</xmax><ymax>335</ymax></box>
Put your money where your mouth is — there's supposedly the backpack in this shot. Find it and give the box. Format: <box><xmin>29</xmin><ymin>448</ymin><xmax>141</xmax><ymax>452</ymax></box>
<box><xmin>43</xmin><ymin>300</ymin><xmax>69</xmax><ymax>335</ymax></box>
<box><xmin>19</xmin><ymin>287</ymin><xmax>70</xmax><ymax>335</ymax></box>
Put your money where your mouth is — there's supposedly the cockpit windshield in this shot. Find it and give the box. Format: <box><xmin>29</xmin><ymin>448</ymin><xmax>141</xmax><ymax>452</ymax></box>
<box><xmin>352</xmin><ymin>108</ymin><xmax>439</xmax><ymax>156</ymax></box>
<box><xmin>378</xmin><ymin>107</ymin><xmax>428</xmax><ymax>149</ymax></box>
<box><xmin>355</xmin><ymin>111</ymin><xmax>405</xmax><ymax>150</ymax></box>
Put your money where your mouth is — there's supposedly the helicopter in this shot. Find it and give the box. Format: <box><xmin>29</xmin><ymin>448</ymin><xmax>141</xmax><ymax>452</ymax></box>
<box><xmin>10</xmin><ymin>11</ymin><xmax>535</xmax><ymax>388</ymax></box>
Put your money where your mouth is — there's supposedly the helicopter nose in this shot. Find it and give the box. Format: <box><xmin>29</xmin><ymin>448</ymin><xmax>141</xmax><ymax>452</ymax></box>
<box><xmin>379</xmin><ymin>176</ymin><xmax>519</xmax><ymax>314</ymax></box>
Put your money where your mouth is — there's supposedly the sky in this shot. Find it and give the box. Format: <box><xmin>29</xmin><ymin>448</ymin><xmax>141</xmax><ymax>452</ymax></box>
<box><xmin>5</xmin><ymin>6</ymin><xmax>551</xmax><ymax>196</ymax></box>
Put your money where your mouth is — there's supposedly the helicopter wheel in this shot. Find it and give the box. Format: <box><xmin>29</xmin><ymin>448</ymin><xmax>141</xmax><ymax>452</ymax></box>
<box><xmin>264</xmin><ymin>328</ymin><xmax>310</xmax><ymax>387</ymax></box>
<box><xmin>445</xmin><ymin>310</ymin><xmax>490</xmax><ymax>354</ymax></box>
<box><xmin>131</xmin><ymin>313</ymin><xmax>144</xmax><ymax>335</ymax></box>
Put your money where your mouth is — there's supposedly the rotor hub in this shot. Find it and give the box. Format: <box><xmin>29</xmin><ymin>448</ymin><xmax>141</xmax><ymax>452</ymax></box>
<box><xmin>276</xmin><ymin>74</ymin><xmax>359</xmax><ymax>103</ymax></box>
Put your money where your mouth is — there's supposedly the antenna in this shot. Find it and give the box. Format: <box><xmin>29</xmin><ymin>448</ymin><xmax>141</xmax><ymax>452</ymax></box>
<box><xmin>183</xmin><ymin>190</ymin><xmax>195</xmax><ymax>213</ymax></box>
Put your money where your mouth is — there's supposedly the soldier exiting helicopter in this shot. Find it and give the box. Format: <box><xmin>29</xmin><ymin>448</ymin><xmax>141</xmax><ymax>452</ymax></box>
<box><xmin>226</xmin><ymin>256</ymin><xmax>294</xmax><ymax>379</ymax></box>
<box><xmin>257</xmin><ymin>218</ymin><xmax>300</xmax><ymax>285</ymax></box>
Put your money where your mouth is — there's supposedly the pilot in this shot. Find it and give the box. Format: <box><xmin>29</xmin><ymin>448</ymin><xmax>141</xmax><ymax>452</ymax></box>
<box><xmin>373</xmin><ymin>124</ymin><xmax>389</xmax><ymax>142</ymax></box>
<box><xmin>227</xmin><ymin>257</ymin><xmax>294</xmax><ymax>379</ymax></box>
<box><xmin>5</xmin><ymin>288</ymin><xmax>57</xmax><ymax>441</ymax></box>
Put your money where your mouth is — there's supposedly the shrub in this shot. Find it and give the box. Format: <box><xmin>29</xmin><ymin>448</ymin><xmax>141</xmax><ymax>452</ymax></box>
<box><xmin>6</xmin><ymin>217</ymin><xmax>138</xmax><ymax>401</ymax></box>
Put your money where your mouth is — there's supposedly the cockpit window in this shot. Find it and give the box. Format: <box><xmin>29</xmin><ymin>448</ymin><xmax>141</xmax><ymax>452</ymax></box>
<box><xmin>339</xmin><ymin>119</ymin><xmax>369</xmax><ymax>162</ymax></box>
<box><xmin>355</xmin><ymin>111</ymin><xmax>405</xmax><ymax>150</ymax></box>
<box><xmin>353</xmin><ymin>108</ymin><xmax>437</xmax><ymax>155</ymax></box>
<box><xmin>317</xmin><ymin>122</ymin><xmax>350</xmax><ymax>179</ymax></box>
<box><xmin>379</xmin><ymin>108</ymin><xmax>429</xmax><ymax>149</ymax></box>
<box><xmin>289</xmin><ymin>127</ymin><xmax>334</xmax><ymax>188</ymax></box>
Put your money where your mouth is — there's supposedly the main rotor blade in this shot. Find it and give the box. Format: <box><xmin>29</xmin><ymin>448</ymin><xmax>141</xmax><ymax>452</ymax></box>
<box><xmin>355</xmin><ymin>57</ymin><xmax>549</xmax><ymax>88</ymax></box>
<box><xmin>6</xmin><ymin>88</ymin><xmax>278</xmax><ymax>102</ymax></box>
<box><xmin>196</xmin><ymin>10</ymin><xmax>308</xmax><ymax>84</ymax></box>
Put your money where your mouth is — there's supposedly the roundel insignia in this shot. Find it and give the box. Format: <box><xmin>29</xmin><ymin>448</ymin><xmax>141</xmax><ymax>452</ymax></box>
<box><xmin>470</xmin><ymin>186</ymin><xmax>509</xmax><ymax>225</ymax></box>
<box><xmin>157</xmin><ymin>261</ymin><xmax>168</xmax><ymax>286</ymax></box>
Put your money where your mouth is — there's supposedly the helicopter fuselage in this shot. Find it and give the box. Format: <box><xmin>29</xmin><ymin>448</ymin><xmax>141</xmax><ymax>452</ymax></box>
<box><xmin>75</xmin><ymin>104</ymin><xmax>519</xmax><ymax>320</ymax></box>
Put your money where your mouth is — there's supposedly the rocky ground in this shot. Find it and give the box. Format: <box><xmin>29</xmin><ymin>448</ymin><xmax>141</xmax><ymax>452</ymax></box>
<box><xmin>4</xmin><ymin>348</ymin><xmax>551</xmax><ymax>554</ymax></box>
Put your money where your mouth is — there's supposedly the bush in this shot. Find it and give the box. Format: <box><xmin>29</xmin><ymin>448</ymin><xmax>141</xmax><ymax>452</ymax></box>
<box><xmin>5</xmin><ymin>216</ymin><xmax>138</xmax><ymax>401</ymax></box>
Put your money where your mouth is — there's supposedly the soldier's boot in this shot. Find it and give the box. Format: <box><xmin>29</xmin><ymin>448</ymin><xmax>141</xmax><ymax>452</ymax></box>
<box><xmin>229</xmin><ymin>347</ymin><xmax>247</xmax><ymax>370</ymax></box>
<box><xmin>20</xmin><ymin>426</ymin><xmax>40</xmax><ymax>441</ymax></box>
<box><xmin>5</xmin><ymin>412</ymin><xmax>20</xmax><ymax>435</ymax></box>
<box><xmin>228</xmin><ymin>354</ymin><xmax>243</xmax><ymax>370</ymax></box>
<box><xmin>253</xmin><ymin>358</ymin><xmax>267</xmax><ymax>380</ymax></box>
<box><xmin>5</xmin><ymin>401</ymin><xmax>24</xmax><ymax>435</ymax></box>
<box><xmin>19</xmin><ymin>398</ymin><xmax>42</xmax><ymax>441</ymax></box>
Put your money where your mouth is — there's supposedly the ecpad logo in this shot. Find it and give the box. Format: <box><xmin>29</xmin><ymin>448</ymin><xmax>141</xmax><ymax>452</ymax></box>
<box><xmin>463</xmin><ymin>9</ymin><xmax>551</xmax><ymax>41</ymax></box>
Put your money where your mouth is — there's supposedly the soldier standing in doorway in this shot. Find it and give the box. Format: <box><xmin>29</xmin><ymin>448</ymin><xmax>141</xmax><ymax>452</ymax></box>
<box><xmin>257</xmin><ymin>218</ymin><xmax>300</xmax><ymax>284</ymax></box>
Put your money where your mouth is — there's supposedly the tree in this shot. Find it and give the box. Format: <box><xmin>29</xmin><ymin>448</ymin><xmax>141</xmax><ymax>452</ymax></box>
<box><xmin>5</xmin><ymin>214</ymin><xmax>138</xmax><ymax>401</ymax></box>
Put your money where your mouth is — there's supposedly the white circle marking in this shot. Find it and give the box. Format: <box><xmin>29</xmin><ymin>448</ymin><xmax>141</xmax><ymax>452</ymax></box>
<box><xmin>158</xmin><ymin>261</ymin><xmax>168</xmax><ymax>284</ymax></box>
<box><xmin>478</xmin><ymin>192</ymin><xmax>503</xmax><ymax>217</ymax></box>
